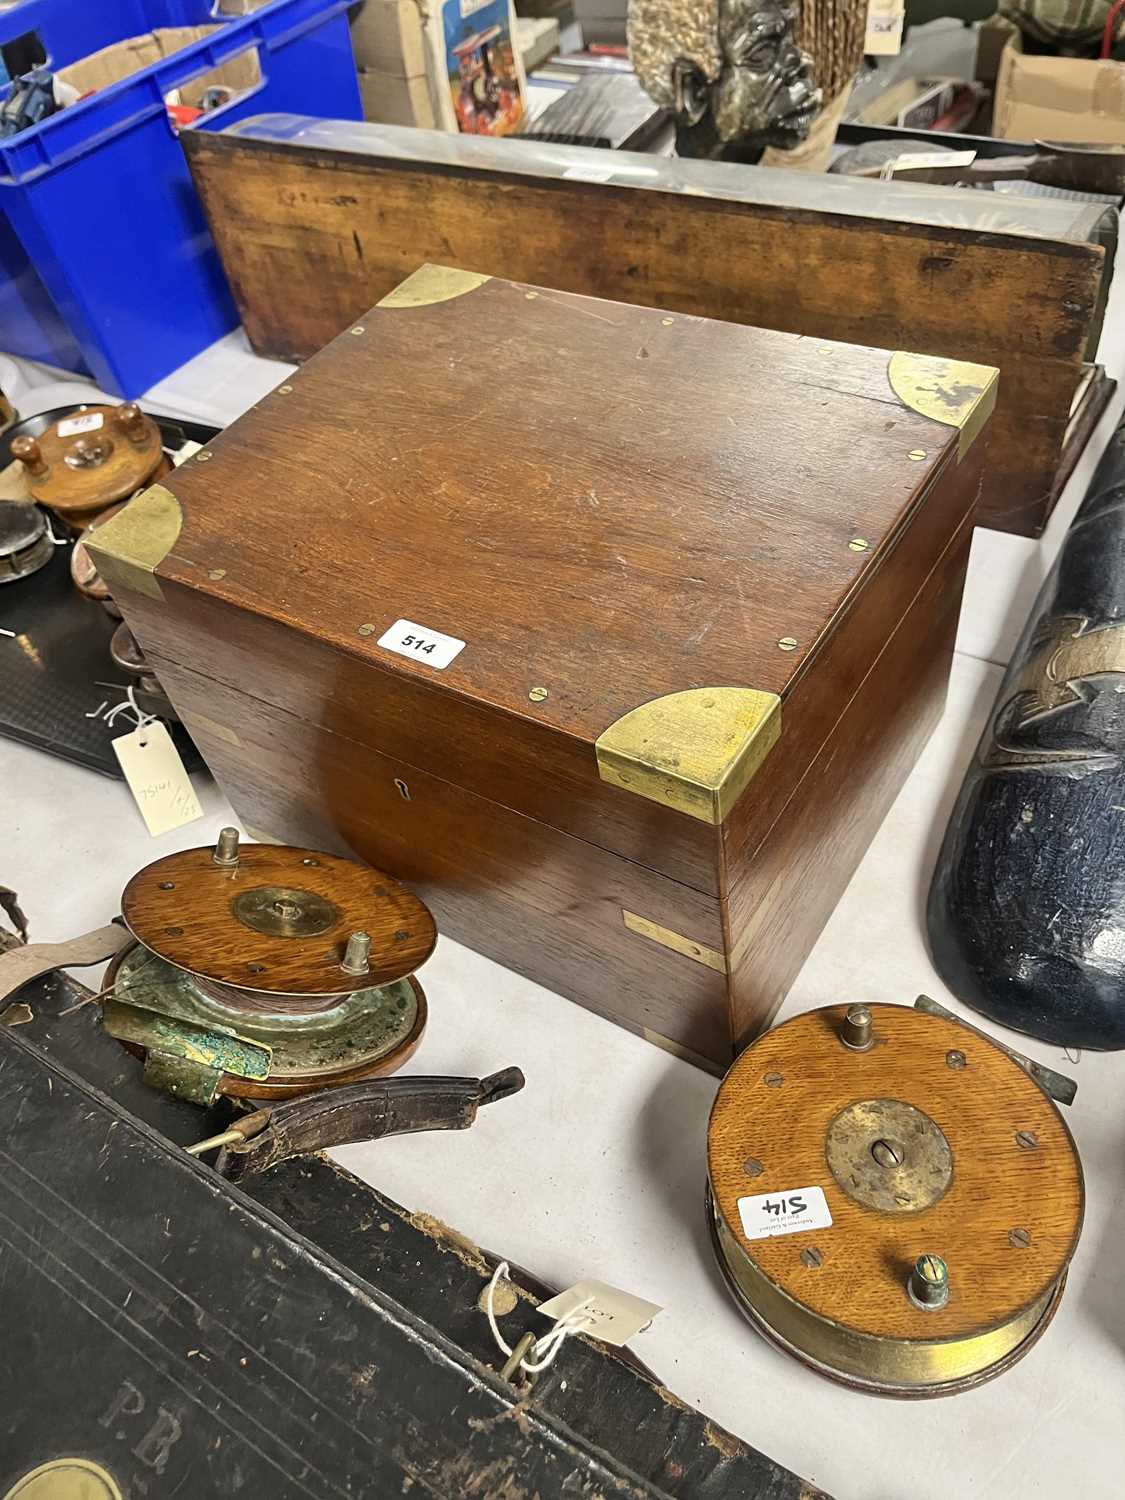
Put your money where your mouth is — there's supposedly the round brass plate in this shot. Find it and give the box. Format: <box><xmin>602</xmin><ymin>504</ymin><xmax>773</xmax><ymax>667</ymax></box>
<box><xmin>3</xmin><ymin>1459</ymin><xmax>123</xmax><ymax>1500</ymax></box>
<box><xmin>121</xmin><ymin>843</ymin><xmax>437</xmax><ymax>997</ymax></box>
<box><xmin>231</xmin><ymin>884</ymin><xmax>340</xmax><ymax>938</ymax></box>
<box><xmin>707</xmin><ymin>1003</ymin><xmax>1083</xmax><ymax>1396</ymax></box>
<box><xmin>826</xmin><ymin>1098</ymin><xmax>952</xmax><ymax>1213</ymax></box>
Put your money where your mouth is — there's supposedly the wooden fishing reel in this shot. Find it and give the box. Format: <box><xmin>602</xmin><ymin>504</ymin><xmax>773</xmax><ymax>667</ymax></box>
<box><xmin>707</xmin><ymin>999</ymin><xmax>1083</xmax><ymax>1398</ymax></box>
<box><xmin>101</xmin><ymin>829</ymin><xmax>437</xmax><ymax>1105</ymax></box>
<box><xmin>10</xmin><ymin>403</ymin><xmax>168</xmax><ymax>530</ymax></box>
<box><xmin>0</xmin><ymin>499</ymin><xmax>52</xmax><ymax>584</ymax></box>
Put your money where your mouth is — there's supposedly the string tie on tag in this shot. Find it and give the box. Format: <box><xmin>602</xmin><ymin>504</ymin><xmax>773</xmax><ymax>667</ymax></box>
<box><xmin>102</xmin><ymin>685</ymin><xmax>157</xmax><ymax>745</ymax></box>
<box><xmin>485</xmin><ymin>1261</ymin><xmax>594</xmax><ymax>1375</ymax></box>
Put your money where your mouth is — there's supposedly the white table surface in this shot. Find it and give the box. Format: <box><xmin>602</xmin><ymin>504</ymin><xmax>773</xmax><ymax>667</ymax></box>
<box><xmin>5</xmin><ymin>277</ymin><xmax>1125</xmax><ymax>1498</ymax></box>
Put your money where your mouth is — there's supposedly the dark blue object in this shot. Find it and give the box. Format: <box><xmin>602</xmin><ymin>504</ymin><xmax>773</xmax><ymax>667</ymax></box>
<box><xmin>928</xmin><ymin>419</ymin><xmax>1125</xmax><ymax>1050</ymax></box>
<box><xmin>0</xmin><ymin>2</ymin><xmax>226</xmax><ymax>77</ymax></box>
<box><xmin>0</xmin><ymin>67</ymin><xmax>57</xmax><ymax>140</ymax></box>
<box><xmin>0</xmin><ymin>0</ymin><xmax>361</xmax><ymax>396</ymax></box>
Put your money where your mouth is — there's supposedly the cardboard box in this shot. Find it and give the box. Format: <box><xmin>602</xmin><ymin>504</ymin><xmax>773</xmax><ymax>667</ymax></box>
<box><xmin>516</xmin><ymin>14</ymin><xmax>559</xmax><ymax>70</ymax></box>
<box><xmin>57</xmin><ymin>26</ymin><xmax>261</xmax><ymax>107</ymax></box>
<box><xmin>994</xmin><ymin>38</ymin><xmax>1125</xmax><ymax>145</ymax></box>
<box><xmin>354</xmin><ymin>0</ymin><xmax>526</xmax><ymax>135</ymax></box>
<box><xmin>855</xmin><ymin>75</ymin><xmax>961</xmax><ymax>128</ymax></box>
<box><xmin>358</xmin><ymin>66</ymin><xmax>441</xmax><ymax>127</ymax></box>
<box><xmin>349</xmin><ymin>0</ymin><xmax>429</xmax><ymax>76</ymax></box>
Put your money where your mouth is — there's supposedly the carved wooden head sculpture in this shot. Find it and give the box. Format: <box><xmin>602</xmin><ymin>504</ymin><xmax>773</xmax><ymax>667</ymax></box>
<box><xmin>630</xmin><ymin>0</ymin><xmax>863</xmax><ymax>156</ymax></box>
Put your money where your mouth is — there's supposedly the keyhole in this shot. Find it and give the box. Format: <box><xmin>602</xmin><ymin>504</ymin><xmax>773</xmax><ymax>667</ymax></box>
<box><xmin>394</xmin><ymin>778</ymin><xmax>411</xmax><ymax>801</ymax></box>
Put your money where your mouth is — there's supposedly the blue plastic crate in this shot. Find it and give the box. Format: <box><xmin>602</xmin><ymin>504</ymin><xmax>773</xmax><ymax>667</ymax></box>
<box><xmin>0</xmin><ymin>0</ymin><xmax>361</xmax><ymax>395</ymax></box>
<box><xmin>0</xmin><ymin>2</ymin><xmax>217</xmax><ymax>75</ymax></box>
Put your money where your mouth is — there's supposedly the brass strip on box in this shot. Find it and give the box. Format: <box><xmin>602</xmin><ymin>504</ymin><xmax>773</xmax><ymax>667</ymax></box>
<box><xmin>180</xmin><ymin>710</ymin><xmax>242</xmax><ymax>748</ymax></box>
<box><xmin>595</xmin><ymin>686</ymin><xmax>781</xmax><ymax>824</ymax></box>
<box><xmin>643</xmin><ymin>1026</ymin><xmax>726</xmax><ymax>1076</ymax></box>
<box><xmin>623</xmin><ymin>909</ymin><xmax>728</xmax><ymax>974</ymax></box>
<box><xmin>377</xmin><ymin>264</ymin><xmax>492</xmax><ymax>309</ymax></box>
<box><xmin>83</xmin><ymin>482</ymin><xmax>182</xmax><ymax>601</ymax></box>
<box><xmin>888</xmin><ymin>352</ymin><xmax>999</xmax><ymax>462</ymax></box>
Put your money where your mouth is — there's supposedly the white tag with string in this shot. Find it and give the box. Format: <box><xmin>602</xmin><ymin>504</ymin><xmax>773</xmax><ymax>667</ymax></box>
<box><xmin>111</xmin><ymin>721</ymin><xmax>204</xmax><ymax>836</ymax></box>
<box><xmin>536</xmin><ymin>1280</ymin><xmax>662</xmax><ymax>1347</ymax></box>
<box><xmin>485</xmin><ymin>1262</ymin><xmax>662</xmax><ymax>1377</ymax></box>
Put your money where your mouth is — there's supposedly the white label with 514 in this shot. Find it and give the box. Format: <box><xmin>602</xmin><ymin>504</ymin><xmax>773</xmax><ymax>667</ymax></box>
<box><xmin>377</xmin><ymin>618</ymin><xmax>465</xmax><ymax>670</ymax></box>
<box><xmin>57</xmin><ymin>411</ymin><xmax>104</xmax><ymax>437</ymax></box>
<box><xmin>737</xmin><ymin>1186</ymin><xmax>832</xmax><ymax>1240</ymax></box>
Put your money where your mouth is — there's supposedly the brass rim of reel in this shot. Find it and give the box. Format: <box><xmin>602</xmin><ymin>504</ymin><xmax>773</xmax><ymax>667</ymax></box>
<box><xmin>707</xmin><ymin>1189</ymin><xmax>1067</xmax><ymax>1398</ymax></box>
<box><xmin>706</xmin><ymin>1003</ymin><xmax>1083</xmax><ymax>1397</ymax></box>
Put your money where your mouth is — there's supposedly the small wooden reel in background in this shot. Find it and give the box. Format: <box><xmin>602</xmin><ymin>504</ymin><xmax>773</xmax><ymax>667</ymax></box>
<box><xmin>10</xmin><ymin>403</ymin><xmax>168</xmax><ymax>530</ymax></box>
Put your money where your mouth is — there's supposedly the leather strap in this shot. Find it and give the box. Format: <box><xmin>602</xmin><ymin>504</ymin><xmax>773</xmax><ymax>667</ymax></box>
<box><xmin>219</xmin><ymin>1067</ymin><xmax>525</xmax><ymax>1180</ymax></box>
<box><xmin>0</xmin><ymin>924</ymin><xmax>132</xmax><ymax>1006</ymax></box>
<box><xmin>0</xmin><ymin>886</ymin><xmax>29</xmax><ymax>943</ymax></box>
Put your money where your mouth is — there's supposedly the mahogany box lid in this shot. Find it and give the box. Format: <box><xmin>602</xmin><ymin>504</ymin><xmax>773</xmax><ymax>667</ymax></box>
<box><xmin>88</xmin><ymin>265</ymin><xmax>997</xmax><ymax>888</ymax></box>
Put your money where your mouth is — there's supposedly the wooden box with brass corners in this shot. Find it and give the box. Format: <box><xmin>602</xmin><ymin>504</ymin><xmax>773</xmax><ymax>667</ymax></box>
<box><xmin>181</xmin><ymin>120</ymin><xmax>1117</xmax><ymax>536</ymax></box>
<box><xmin>707</xmin><ymin>1000</ymin><xmax>1083</xmax><ymax>1396</ymax></box>
<box><xmin>87</xmin><ymin>266</ymin><xmax>998</xmax><ymax>1070</ymax></box>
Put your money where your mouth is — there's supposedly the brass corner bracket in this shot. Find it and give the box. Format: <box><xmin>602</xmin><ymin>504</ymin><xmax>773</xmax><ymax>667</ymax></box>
<box><xmin>595</xmin><ymin>686</ymin><xmax>781</xmax><ymax>824</ymax></box>
<box><xmin>377</xmin><ymin>265</ymin><xmax>492</xmax><ymax>309</ymax></box>
<box><xmin>887</xmin><ymin>352</ymin><xmax>999</xmax><ymax>461</ymax></box>
<box><xmin>83</xmin><ymin>482</ymin><xmax>182</xmax><ymax>601</ymax></box>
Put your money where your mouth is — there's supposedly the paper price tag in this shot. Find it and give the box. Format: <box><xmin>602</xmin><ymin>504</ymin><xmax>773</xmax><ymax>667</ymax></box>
<box><xmin>885</xmin><ymin>149</ymin><xmax>977</xmax><ymax>176</ymax></box>
<box><xmin>377</xmin><ymin>618</ymin><xmax>465</xmax><ymax>670</ymax></box>
<box><xmin>563</xmin><ymin>165</ymin><xmax>615</xmax><ymax>184</ymax></box>
<box><xmin>111</xmin><ymin>722</ymin><xmax>205</xmax><ymax>837</ymax></box>
<box><xmin>57</xmin><ymin>412</ymin><xmax>104</xmax><ymax>437</ymax></box>
<box><xmin>864</xmin><ymin>0</ymin><xmax>904</xmax><ymax>55</ymax></box>
<box><xmin>537</xmin><ymin>1280</ymin><xmax>662</xmax><ymax>1347</ymax></box>
<box><xmin>737</xmin><ymin>1186</ymin><xmax>832</xmax><ymax>1241</ymax></box>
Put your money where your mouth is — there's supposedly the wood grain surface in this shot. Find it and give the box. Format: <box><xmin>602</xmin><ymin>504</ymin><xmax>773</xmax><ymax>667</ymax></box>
<box><xmin>107</xmin><ymin>580</ymin><xmax>723</xmax><ymax>896</ymax></box>
<box><xmin>139</xmin><ymin>658</ymin><xmax>734</xmax><ymax>1064</ymax></box>
<box><xmin>103</xmin><ymin>280</ymin><xmax>981</xmax><ymax>1062</ymax></box>
<box><xmin>122</xmin><ymin>845</ymin><xmax>436</xmax><ymax>997</ymax></box>
<box><xmin>721</xmin><ymin>425</ymin><xmax>976</xmax><ymax>884</ymax></box>
<box><xmin>183</xmin><ymin>129</ymin><xmax>1106</xmax><ymax>535</ymax></box>
<box><xmin>151</xmin><ymin>278</ymin><xmax>954</xmax><ymax>767</ymax></box>
<box><xmin>726</xmin><ymin>507</ymin><xmax>972</xmax><ymax>1045</ymax></box>
<box><xmin>708</xmin><ymin>1005</ymin><xmax>1083</xmax><ymax>1340</ymax></box>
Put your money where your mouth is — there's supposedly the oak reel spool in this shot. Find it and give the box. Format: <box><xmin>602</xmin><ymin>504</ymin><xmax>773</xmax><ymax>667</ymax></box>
<box><xmin>707</xmin><ymin>999</ymin><xmax>1083</xmax><ymax>1398</ymax></box>
<box><xmin>101</xmin><ymin>829</ymin><xmax>438</xmax><ymax>1106</ymax></box>
<box><xmin>10</xmin><ymin>402</ymin><xmax>168</xmax><ymax>531</ymax></box>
